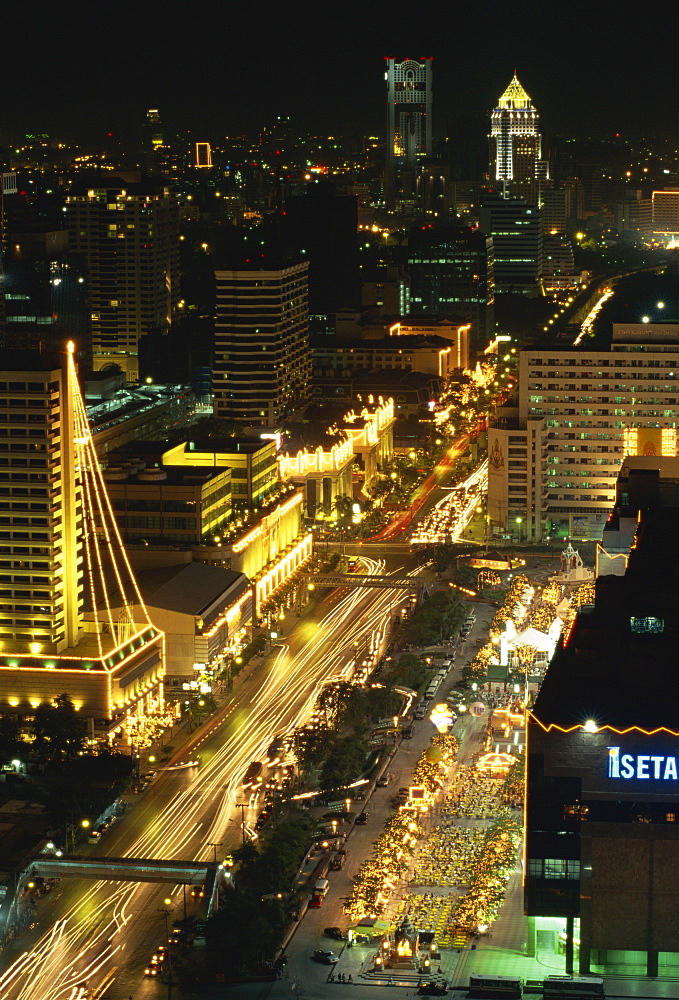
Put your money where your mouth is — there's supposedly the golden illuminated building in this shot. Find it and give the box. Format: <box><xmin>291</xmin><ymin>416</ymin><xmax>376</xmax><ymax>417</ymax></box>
<box><xmin>489</xmin><ymin>73</ymin><xmax>549</xmax><ymax>205</ymax></box>
<box><xmin>0</xmin><ymin>346</ymin><xmax>164</xmax><ymax>733</ymax></box>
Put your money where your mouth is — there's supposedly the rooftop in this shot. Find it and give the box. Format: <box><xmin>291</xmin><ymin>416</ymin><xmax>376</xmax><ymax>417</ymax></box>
<box><xmin>136</xmin><ymin>562</ymin><xmax>249</xmax><ymax>622</ymax></box>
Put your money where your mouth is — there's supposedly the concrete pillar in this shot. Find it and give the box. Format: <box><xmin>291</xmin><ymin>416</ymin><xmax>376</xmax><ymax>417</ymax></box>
<box><xmin>525</xmin><ymin>916</ymin><xmax>536</xmax><ymax>957</ymax></box>
<box><xmin>565</xmin><ymin>915</ymin><xmax>574</xmax><ymax>975</ymax></box>
<box><xmin>647</xmin><ymin>949</ymin><xmax>658</xmax><ymax>978</ymax></box>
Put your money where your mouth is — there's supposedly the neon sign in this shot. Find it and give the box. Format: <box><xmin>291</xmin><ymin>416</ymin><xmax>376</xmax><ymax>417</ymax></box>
<box><xmin>608</xmin><ymin>746</ymin><xmax>679</xmax><ymax>781</ymax></box>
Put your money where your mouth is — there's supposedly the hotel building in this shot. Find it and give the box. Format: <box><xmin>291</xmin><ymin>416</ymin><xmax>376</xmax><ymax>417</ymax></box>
<box><xmin>487</xmin><ymin>323</ymin><xmax>679</xmax><ymax>541</ymax></box>
<box><xmin>0</xmin><ymin>347</ymin><xmax>164</xmax><ymax>737</ymax></box>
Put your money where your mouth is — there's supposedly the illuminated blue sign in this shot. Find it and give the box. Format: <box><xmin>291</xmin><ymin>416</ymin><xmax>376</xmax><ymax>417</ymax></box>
<box><xmin>608</xmin><ymin>746</ymin><xmax>678</xmax><ymax>780</ymax></box>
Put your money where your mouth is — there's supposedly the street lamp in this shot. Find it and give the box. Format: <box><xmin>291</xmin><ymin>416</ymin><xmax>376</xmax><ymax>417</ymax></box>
<box><xmin>515</xmin><ymin>517</ymin><xmax>523</xmax><ymax>543</ymax></box>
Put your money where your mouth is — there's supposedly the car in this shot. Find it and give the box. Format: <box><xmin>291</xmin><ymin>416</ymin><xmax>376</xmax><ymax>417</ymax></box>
<box><xmin>403</xmin><ymin>725</ymin><xmax>414</xmax><ymax>739</ymax></box>
<box><xmin>376</xmin><ymin>773</ymin><xmax>392</xmax><ymax>787</ymax></box>
<box><xmin>356</xmin><ymin>812</ymin><xmax>369</xmax><ymax>825</ymax></box>
<box><xmin>418</xmin><ymin>982</ymin><xmax>448</xmax><ymax>995</ymax></box>
<box><xmin>141</xmin><ymin>770</ymin><xmax>156</xmax><ymax>782</ymax></box>
<box><xmin>312</xmin><ymin>950</ymin><xmax>339</xmax><ymax>965</ymax></box>
<box><xmin>309</xmin><ymin>895</ymin><xmax>323</xmax><ymax>908</ymax></box>
<box><xmin>190</xmin><ymin>885</ymin><xmax>205</xmax><ymax>897</ymax></box>
<box><xmin>324</xmin><ymin>927</ymin><xmax>347</xmax><ymax>940</ymax></box>
<box><xmin>144</xmin><ymin>959</ymin><xmax>161</xmax><ymax>976</ymax></box>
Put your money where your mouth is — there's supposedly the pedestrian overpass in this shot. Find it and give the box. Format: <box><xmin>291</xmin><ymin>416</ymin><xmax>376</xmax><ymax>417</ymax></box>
<box><xmin>1</xmin><ymin>854</ymin><xmax>230</xmax><ymax>932</ymax></box>
<box><xmin>303</xmin><ymin>573</ymin><xmax>424</xmax><ymax>593</ymax></box>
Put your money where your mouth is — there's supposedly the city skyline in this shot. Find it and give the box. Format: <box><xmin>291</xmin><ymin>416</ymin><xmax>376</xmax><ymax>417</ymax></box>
<box><xmin>5</xmin><ymin>2</ymin><xmax>679</xmax><ymax>144</ymax></box>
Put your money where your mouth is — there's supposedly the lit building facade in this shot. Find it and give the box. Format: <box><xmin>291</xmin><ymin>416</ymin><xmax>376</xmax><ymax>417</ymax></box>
<box><xmin>489</xmin><ymin>73</ymin><xmax>548</xmax><ymax>205</ymax></box>
<box><xmin>385</xmin><ymin>57</ymin><xmax>433</xmax><ymax>211</ymax></box>
<box><xmin>278</xmin><ymin>435</ymin><xmax>354</xmax><ymax>518</ymax></box>
<box><xmin>479</xmin><ymin>196</ymin><xmax>543</xmax><ymax>294</ymax></box>
<box><xmin>162</xmin><ymin>437</ymin><xmax>278</xmax><ymax>506</ymax></box>
<box><xmin>65</xmin><ymin>176</ymin><xmax>180</xmax><ymax>380</ymax></box>
<box><xmin>213</xmin><ymin>261</ymin><xmax>311</xmax><ymax>426</ymax></box>
<box><xmin>487</xmin><ymin>324</ymin><xmax>679</xmax><ymax>541</ymax></box>
<box><xmin>0</xmin><ymin>347</ymin><xmax>165</xmax><ymax>734</ymax></box>
<box><xmin>104</xmin><ymin>465</ymin><xmax>233</xmax><ymax>546</ymax></box>
<box><xmin>652</xmin><ymin>188</ymin><xmax>679</xmax><ymax>240</ymax></box>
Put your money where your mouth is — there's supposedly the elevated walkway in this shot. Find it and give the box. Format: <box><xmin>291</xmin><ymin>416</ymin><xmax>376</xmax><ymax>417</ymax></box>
<box><xmin>1</xmin><ymin>854</ymin><xmax>228</xmax><ymax>933</ymax></box>
<box><xmin>303</xmin><ymin>573</ymin><xmax>423</xmax><ymax>591</ymax></box>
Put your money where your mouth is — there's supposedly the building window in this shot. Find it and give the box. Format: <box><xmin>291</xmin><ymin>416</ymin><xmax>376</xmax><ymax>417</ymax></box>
<box><xmin>630</xmin><ymin>616</ymin><xmax>664</xmax><ymax>634</ymax></box>
<box><xmin>528</xmin><ymin>859</ymin><xmax>580</xmax><ymax>880</ymax></box>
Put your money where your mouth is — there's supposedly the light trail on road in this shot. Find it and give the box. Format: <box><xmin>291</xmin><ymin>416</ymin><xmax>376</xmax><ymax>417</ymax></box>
<box><xmin>573</xmin><ymin>286</ymin><xmax>613</xmax><ymax>346</ymax></box>
<box><xmin>410</xmin><ymin>459</ymin><xmax>488</xmax><ymax>546</ymax></box>
<box><xmin>0</xmin><ymin>557</ymin><xmax>416</xmax><ymax>999</ymax></box>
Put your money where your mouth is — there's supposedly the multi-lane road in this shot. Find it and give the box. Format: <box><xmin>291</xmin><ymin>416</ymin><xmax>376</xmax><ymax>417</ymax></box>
<box><xmin>0</xmin><ymin>556</ymin><xmax>416</xmax><ymax>1000</ymax></box>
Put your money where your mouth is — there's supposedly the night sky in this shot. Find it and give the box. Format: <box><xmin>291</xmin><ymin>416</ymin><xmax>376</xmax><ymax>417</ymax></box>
<box><xmin>6</xmin><ymin>0</ymin><xmax>679</xmax><ymax>145</ymax></box>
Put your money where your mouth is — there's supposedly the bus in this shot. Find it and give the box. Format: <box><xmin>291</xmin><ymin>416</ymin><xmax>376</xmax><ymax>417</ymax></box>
<box><xmin>468</xmin><ymin>974</ymin><xmax>523</xmax><ymax>998</ymax></box>
<box><xmin>542</xmin><ymin>976</ymin><xmax>605</xmax><ymax>1000</ymax></box>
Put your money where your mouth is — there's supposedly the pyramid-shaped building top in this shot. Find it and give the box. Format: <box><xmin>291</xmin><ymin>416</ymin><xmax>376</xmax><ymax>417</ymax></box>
<box><xmin>497</xmin><ymin>73</ymin><xmax>533</xmax><ymax>110</ymax></box>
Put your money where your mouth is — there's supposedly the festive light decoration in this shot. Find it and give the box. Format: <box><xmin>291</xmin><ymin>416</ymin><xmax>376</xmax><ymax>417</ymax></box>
<box><xmin>450</xmin><ymin>817</ymin><xmax>521</xmax><ymax>933</ymax></box>
<box><xmin>343</xmin><ymin>810</ymin><xmax>426</xmax><ymax>920</ymax></box>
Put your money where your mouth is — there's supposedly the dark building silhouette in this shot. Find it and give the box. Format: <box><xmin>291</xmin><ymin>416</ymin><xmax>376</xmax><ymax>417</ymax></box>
<box><xmin>407</xmin><ymin>225</ymin><xmax>495</xmax><ymax>351</ymax></box>
<box><xmin>282</xmin><ymin>181</ymin><xmax>359</xmax><ymax>315</ymax></box>
<box><xmin>527</xmin><ymin>458</ymin><xmax>679</xmax><ymax>978</ymax></box>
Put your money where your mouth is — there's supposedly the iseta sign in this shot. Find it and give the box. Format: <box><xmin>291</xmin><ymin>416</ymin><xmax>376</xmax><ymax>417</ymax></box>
<box><xmin>608</xmin><ymin>746</ymin><xmax>679</xmax><ymax>780</ymax></box>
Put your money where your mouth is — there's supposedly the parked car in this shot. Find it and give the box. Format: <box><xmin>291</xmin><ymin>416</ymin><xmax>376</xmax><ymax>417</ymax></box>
<box><xmin>403</xmin><ymin>725</ymin><xmax>414</xmax><ymax>739</ymax></box>
<box><xmin>312</xmin><ymin>950</ymin><xmax>339</xmax><ymax>965</ymax></box>
<box><xmin>418</xmin><ymin>982</ymin><xmax>448</xmax><ymax>995</ymax></box>
<box><xmin>356</xmin><ymin>812</ymin><xmax>369</xmax><ymax>825</ymax></box>
<box><xmin>376</xmin><ymin>772</ymin><xmax>392</xmax><ymax>787</ymax></box>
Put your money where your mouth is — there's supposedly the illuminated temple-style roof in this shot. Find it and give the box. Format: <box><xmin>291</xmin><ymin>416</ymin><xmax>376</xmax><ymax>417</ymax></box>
<box><xmin>497</xmin><ymin>73</ymin><xmax>533</xmax><ymax>110</ymax></box>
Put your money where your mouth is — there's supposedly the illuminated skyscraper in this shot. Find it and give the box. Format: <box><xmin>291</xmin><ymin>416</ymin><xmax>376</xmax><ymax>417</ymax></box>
<box><xmin>65</xmin><ymin>174</ymin><xmax>179</xmax><ymax>380</ymax></box>
<box><xmin>213</xmin><ymin>259</ymin><xmax>311</xmax><ymax>426</ymax></box>
<box><xmin>0</xmin><ymin>345</ymin><xmax>165</xmax><ymax>733</ymax></box>
<box><xmin>385</xmin><ymin>57</ymin><xmax>433</xmax><ymax>210</ymax></box>
<box><xmin>489</xmin><ymin>74</ymin><xmax>548</xmax><ymax>204</ymax></box>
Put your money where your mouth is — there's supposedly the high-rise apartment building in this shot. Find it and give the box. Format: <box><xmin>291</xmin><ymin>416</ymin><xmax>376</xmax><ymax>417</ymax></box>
<box><xmin>489</xmin><ymin>74</ymin><xmax>548</xmax><ymax>205</ymax></box>
<box><xmin>487</xmin><ymin>324</ymin><xmax>679</xmax><ymax>541</ymax></box>
<box><xmin>385</xmin><ymin>57</ymin><xmax>433</xmax><ymax>210</ymax></box>
<box><xmin>0</xmin><ymin>346</ymin><xmax>164</xmax><ymax>733</ymax></box>
<box><xmin>213</xmin><ymin>260</ymin><xmax>311</xmax><ymax>426</ymax></box>
<box><xmin>65</xmin><ymin>174</ymin><xmax>180</xmax><ymax>380</ymax></box>
<box><xmin>479</xmin><ymin>196</ymin><xmax>543</xmax><ymax>294</ymax></box>
<box><xmin>407</xmin><ymin>225</ymin><xmax>495</xmax><ymax>350</ymax></box>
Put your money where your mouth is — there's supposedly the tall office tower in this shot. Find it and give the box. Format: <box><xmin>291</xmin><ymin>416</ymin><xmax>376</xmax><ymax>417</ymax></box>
<box><xmin>0</xmin><ymin>346</ymin><xmax>164</xmax><ymax>732</ymax></box>
<box><xmin>385</xmin><ymin>57</ymin><xmax>433</xmax><ymax>210</ymax></box>
<box><xmin>65</xmin><ymin>174</ymin><xmax>180</xmax><ymax>380</ymax></box>
<box><xmin>489</xmin><ymin>73</ymin><xmax>548</xmax><ymax>204</ymax></box>
<box><xmin>142</xmin><ymin>108</ymin><xmax>164</xmax><ymax>170</ymax></box>
<box><xmin>479</xmin><ymin>196</ymin><xmax>543</xmax><ymax>294</ymax></box>
<box><xmin>213</xmin><ymin>259</ymin><xmax>311</xmax><ymax>426</ymax></box>
<box><xmin>407</xmin><ymin>225</ymin><xmax>495</xmax><ymax>351</ymax></box>
<box><xmin>280</xmin><ymin>181</ymin><xmax>360</xmax><ymax>315</ymax></box>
